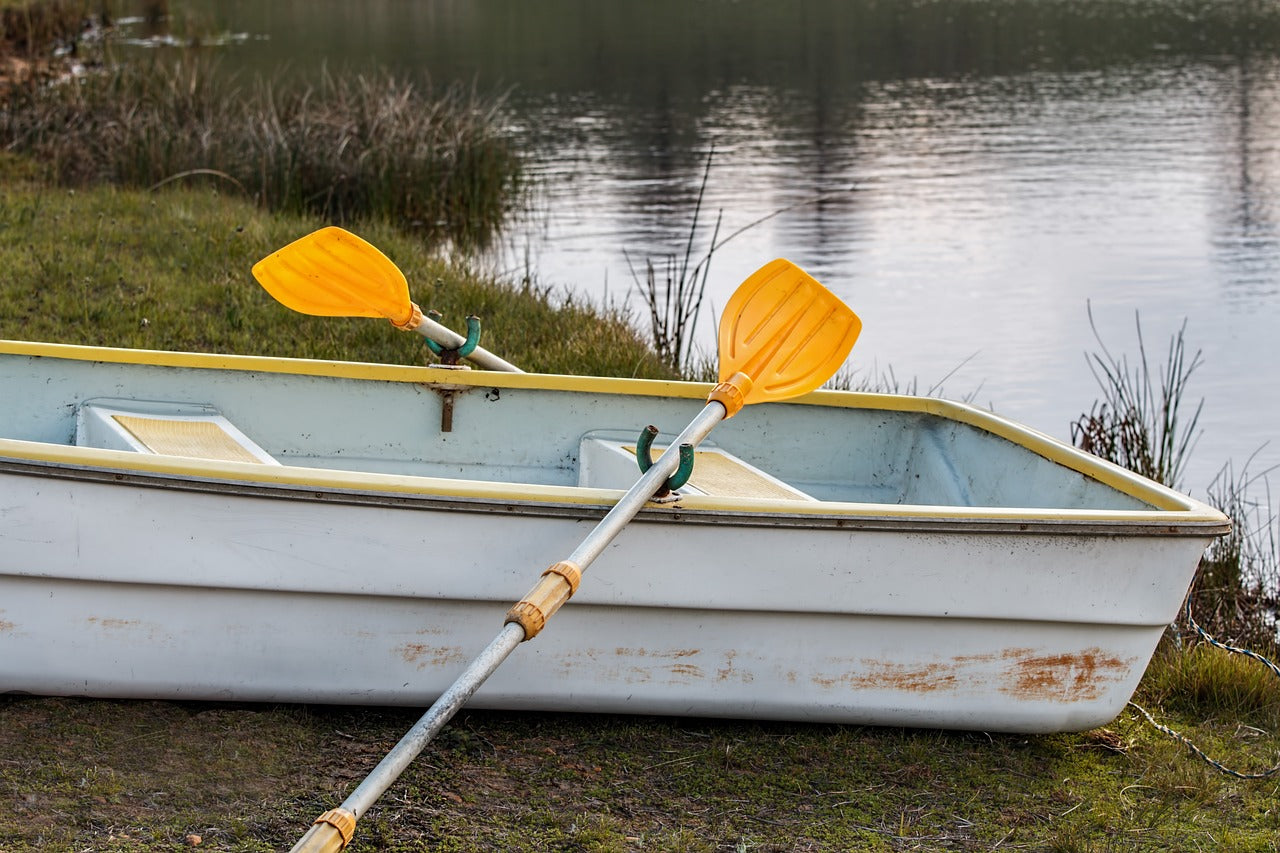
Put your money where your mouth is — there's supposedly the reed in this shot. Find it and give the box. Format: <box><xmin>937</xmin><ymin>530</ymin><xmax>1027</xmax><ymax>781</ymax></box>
<box><xmin>1070</xmin><ymin>307</ymin><xmax>1279</xmax><ymax>656</ymax></box>
<box><xmin>1189</xmin><ymin>458</ymin><xmax>1280</xmax><ymax>652</ymax></box>
<box><xmin>627</xmin><ymin>150</ymin><xmax>720</xmax><ymax>376</ymax></box>
<box><xmin>1069</xmin><ymin>304</ymin><xmax>1203</xmax><ymax>491</ymax></box>
<box><xmin>0</xmin><ymin>57</ymin><xmax>523</xmax><ymax>248</ymax></box>
<box><xmin>629</xmin><ymin>150</ymin><xmax>858</xmax><ymax>378</ymax></box>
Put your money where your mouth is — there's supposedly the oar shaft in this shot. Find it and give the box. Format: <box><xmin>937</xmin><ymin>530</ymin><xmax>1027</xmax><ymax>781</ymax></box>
<box><xmin>289</xmin><ymin>624</ymin><xmax>525</xmax><ymax>853</ymax></box>
<box><xmin>290</xmin><ymin>401</ymin><xmax>727</xmax><ymax>853</ymax></box>
<box><xmin>348</xmin><ymin>623</ymin><xmax>525</xmax><ymax>818</ymax></box>
<box><xmin>415</xmin><ymin>314</ymin><xmax>524</xmax><ymax>373</ymax></box>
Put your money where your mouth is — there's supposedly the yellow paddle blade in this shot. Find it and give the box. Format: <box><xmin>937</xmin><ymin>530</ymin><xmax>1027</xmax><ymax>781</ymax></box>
<box><xmin>714</xmin><ymin>259</ymin><xmax>861</xmax><ymax>413</ymax></box>
<box><xmin>251</xmin><ymin>227</ymin><xmax>417</xmax><ymax>327</ymax></box>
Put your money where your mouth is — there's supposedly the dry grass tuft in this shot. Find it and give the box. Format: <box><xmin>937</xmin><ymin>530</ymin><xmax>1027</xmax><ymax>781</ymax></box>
<box><xmin>1</xmin><ymin>57</ymin><xmax>523</xmax><ymax>248</ymax></box>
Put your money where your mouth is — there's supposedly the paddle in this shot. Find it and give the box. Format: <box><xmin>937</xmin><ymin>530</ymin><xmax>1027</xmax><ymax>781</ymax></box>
<box><xmin>252</xmin><ymin>227</ymin><xmax>524</xmax><ymax>373</ymax></box>
<box><xmin>288</xmin><ymin>258</ymin><xmax>861</xmax><ymax>853</ymax></box>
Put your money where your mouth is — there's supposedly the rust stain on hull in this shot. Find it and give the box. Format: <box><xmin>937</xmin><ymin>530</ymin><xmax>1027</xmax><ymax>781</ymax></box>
<box><xmin>87</xmin><ymin>617</ymin><xmax>141</xmax><ymax>630</ymax></box>
<box><xmin>812</xmin><ymin>647</ymin><xmax>1137</xmax><ymax>703</ymax></box>
<box><xmin>814</xmin><ymin>661</ymin><xmax>960</xmax><ymax>693</ymax></box>
<box><xmin>667</xmin><ymin>663</ymin><xmax>705</xmax><ymax>679</ymax></box>
<box><xmin>0</xmin><ymin>619</ymin><xmax>14</xmax><ymax>632</ymax></box>
<box><xmin>1000</xmin><ymin>647</ymin><xmax>1133</xmax><ymax>702</ymax></box>
<box><xmin>613</xmin><ymin>647</ymin><xmax>701</xmax><ymax>659</ymax></box>
<box><xmin>398</xmin><ymin>643</ymin><xmax>466</xmax><ymax>669</ymax></box>
<box><xmin>547</xmin><ymin>647</ymin><xmax>712</xmax><ymax>686</ymax></box>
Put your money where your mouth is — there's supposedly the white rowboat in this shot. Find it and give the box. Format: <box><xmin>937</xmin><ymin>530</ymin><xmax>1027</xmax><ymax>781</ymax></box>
<box><xmin>0</xmin><ymin>340</ymin><xmax>1227</xmax><ymax>734</ymax></box>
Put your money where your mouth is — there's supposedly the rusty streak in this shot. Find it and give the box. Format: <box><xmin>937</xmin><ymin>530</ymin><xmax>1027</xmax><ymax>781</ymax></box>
<box><xmin>810</xmin><ymin>647</ymin><xmax>1136</xmax><ymax>703</ymax></box>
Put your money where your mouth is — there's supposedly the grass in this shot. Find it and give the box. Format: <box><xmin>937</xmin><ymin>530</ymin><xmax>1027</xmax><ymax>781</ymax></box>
<box><xmin>1</xmin><ymin>55</ymin><xmax>523</xmax><ymax>249</ymax></box>
<box><xmin>4</xmin><ymin>692</ymin><xmax>1280</xmax><ymax>852</ymax></box>
<box><xmin>0</xmin><ymin>165</ymin><xmax>673</xmax><ymax>378</ymax></box>
<box><xmin>0</xmin><ymin>0</ymin><xmax>99</xmax><ymax>56</ymax></box>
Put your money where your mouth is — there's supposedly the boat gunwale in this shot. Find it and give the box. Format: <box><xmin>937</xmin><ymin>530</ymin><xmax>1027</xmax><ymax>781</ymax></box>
<box><xmin>0</xmin><ymin>340</ymin><xmax>1228</xmax><ymax>531</ymax></box>
<box><xmin>0</xmin><ymin>443</ymin><xmax>1231</xmax><ymax>537</ymax></box>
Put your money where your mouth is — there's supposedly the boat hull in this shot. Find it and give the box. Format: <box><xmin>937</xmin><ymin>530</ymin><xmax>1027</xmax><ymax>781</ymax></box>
<box><xmin>2</xmin><ymin>457</ymin><xmax>1209</xmax><ymax>733</ymax></box>
<box><xmin>0</xmin><ymin>341</ymin><xmax>1228</xmax><ymax>733</ymax></box>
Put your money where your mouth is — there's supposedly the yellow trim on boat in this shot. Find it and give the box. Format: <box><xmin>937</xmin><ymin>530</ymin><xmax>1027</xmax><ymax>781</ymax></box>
<box><xmin>0</xmin><ymin>437</ymin><xmax>622</xmax><ymax>506</ymax></box>
<box><xmin>0</xmin><ymin>339</ymin><xmax>705</xmax><ymax>400</ymax></box>
<box><xmin>0</xmin><ymin>436</ymin><xmax>1224</xmax><ymax>527</ymax></box>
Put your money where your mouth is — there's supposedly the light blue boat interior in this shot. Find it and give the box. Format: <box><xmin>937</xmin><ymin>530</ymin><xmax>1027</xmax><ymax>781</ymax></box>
<box><xmin>1</xmin><ymin>352</ymin><xmax>1155</xmax><ymax>512</ymax></box>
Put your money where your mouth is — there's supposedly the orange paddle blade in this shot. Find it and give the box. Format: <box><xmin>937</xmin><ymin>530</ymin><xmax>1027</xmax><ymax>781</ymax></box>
<box><xmin>251</xmin><ymin>227</ymin><xmax>417</xmax><ymax>327</ymax></box>
<box><xmin>716</xmin><ymin>259</ymin><xmax>861</xmax><ymax>410</ymax></box>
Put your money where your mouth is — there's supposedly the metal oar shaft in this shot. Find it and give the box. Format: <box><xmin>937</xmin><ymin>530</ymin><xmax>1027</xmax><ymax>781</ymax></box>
<box><xmin>345</xmin><ymin>622</ymin><xmax>525</xmax><ymax>818</ymax></box>
<box><xmin>291</xmin><ymin>402</ymin><xmax>727</xmax><ymax>853</ymax></box>
<box><xmin>287</xmin><ymin>624</ymin><xmax>524</xmax><ymax>853</ymax></box>
<box><xmin>414</xmin><ymin>314</ymin><xmax>523</xmax><ymax>373</ymax></box>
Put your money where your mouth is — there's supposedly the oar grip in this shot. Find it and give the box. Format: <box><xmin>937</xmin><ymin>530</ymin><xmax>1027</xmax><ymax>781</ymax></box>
<box><xmin>707</xmin><ymin>371</ymin><xmax>754</xmax><ymax>418</ymax></box>
<box><xmin>505</xmin><ymin>560</ymin><xmax>583</xmax><ymax>640</ymax></box>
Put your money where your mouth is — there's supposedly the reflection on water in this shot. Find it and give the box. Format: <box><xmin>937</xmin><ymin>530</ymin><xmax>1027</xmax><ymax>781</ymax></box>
<box><xmin>156</xmin><ymin>0</ymin><xmax>1280</xmax><ymax>492</ymax></box>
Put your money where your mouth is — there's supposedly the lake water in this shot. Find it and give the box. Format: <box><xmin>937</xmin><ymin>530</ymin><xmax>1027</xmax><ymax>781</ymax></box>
<box><xmin>158</xmin><ymin>0</ymin><xmax>1280</xmax><ymax>497</ymax></box>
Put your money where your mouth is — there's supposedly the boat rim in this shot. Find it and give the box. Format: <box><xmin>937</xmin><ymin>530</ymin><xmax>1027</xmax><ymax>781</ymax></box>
<box><xmin>0</xmin><ymin>339</ymin><xmax>1230</xmax><ymax>531</ymax></box>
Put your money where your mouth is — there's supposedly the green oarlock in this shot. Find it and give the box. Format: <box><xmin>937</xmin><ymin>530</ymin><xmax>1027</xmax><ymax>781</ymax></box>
<box><xmin>423</xmin><ymin>312</ymin><xmax>481</xmax><ymax>360</ymax></box>
<box><xmin>635</xmin><ymin>424</ymin><xmax>695</xmax><ymax>494</ymax></box>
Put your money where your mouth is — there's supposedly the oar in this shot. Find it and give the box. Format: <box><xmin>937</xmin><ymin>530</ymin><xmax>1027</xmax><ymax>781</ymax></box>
<box><xmin>251</xmin><ymin>227</ymin><xmax>524</xmax><ymax>373</ymax></box>
<box><xmin>289</xmin><ymin>258</ymin><xmax>862</xmax><ymax>853</ymax></box>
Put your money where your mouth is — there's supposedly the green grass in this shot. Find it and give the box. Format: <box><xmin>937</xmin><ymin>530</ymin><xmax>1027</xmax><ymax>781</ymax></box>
<box><xmin>0</xmin><ymin>170</ymin><xmax>673</xmax><ymax>378</ymax></box>
<box><xmin>3</xmin><ymin>685</ymin><xmax>1280</xmax><ymax>852</ymax></box>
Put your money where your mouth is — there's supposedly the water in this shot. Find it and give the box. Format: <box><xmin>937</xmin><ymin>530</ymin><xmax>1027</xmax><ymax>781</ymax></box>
<box><xmin>155</xmin><ymin>0</ymin><xmax>1280</xmax><ymax>497</ymax></box>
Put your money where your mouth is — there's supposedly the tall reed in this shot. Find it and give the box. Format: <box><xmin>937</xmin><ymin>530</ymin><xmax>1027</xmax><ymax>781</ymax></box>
<box><xmin>0</xmin><ymin>57</ymin><xmax>523</xmax><ymax>247</ymax></box>
<box><xmin>629</xmin><ymin>149</ymin><xmax>857</xmax><ymax>378</ymax></box>
<box><xmin>1192</xmin><ymin>458</ymin><xmax>1279</xmax><ymax>652</ymax></box>
<box><xmin>1069</xmin><ymin>304</ymin><xmax>1203</xmax><ymax>491</ymax></box>
<box><xmin>627</xmin><ymin>150</ymin><xmax>719</xmax><ymax>376</ymax></box>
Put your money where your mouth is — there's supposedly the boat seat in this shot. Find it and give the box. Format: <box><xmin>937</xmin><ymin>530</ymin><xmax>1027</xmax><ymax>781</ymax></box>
<box><xmin>75</xmin><ymin>401</ymin><xmax>280</xmax><ymax>465</ymax></box>
<box><xmin>578</xmin><ymin>434</ymin><xmax>814</xmax><ymax>501</ymax></box>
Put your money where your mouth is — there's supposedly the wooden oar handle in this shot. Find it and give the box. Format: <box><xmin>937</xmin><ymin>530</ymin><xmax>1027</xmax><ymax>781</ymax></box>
<box><xmin>504</xmin><ymin>561</ymin><xmax>583</xmax><ymax>639</ymax></box>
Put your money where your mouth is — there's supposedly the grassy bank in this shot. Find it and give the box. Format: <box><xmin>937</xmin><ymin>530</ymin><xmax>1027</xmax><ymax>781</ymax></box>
<box><xmin>0</xmin><ymin>173</ymin><xmax>672</xmax><ymax>377</ymax></box>
<box><xmin>0</xmin><ymin>0</ymin><xmax>98</xmax><ymax>57</ymax></box>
